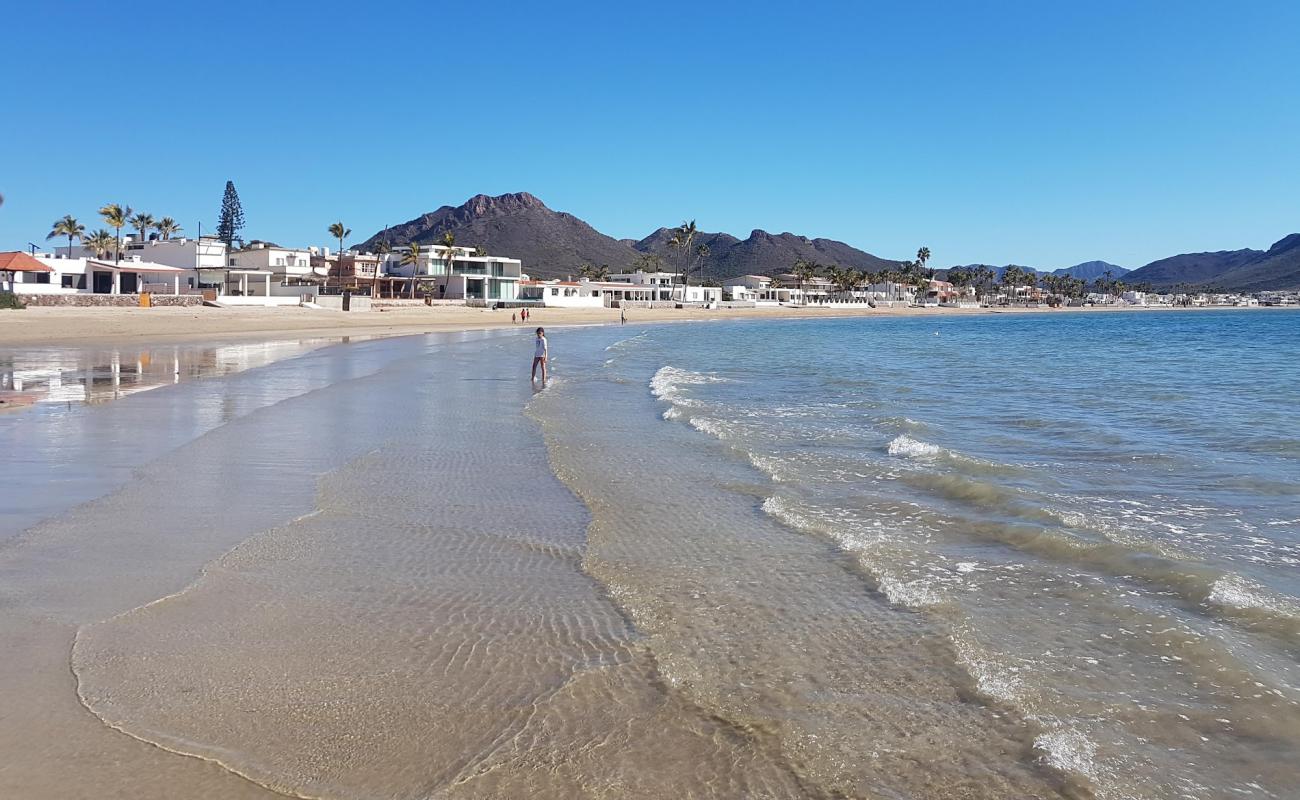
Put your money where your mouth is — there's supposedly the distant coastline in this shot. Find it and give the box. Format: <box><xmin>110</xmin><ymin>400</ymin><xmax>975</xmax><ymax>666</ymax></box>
<box><xmin>0</xmin><ymin>301</ymin><xmax>1285</xmax><ymax>349</ymax></box>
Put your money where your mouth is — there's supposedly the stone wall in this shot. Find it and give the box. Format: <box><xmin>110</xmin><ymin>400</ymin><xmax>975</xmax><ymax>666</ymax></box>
<box><xmin>17</xmin><ymin>294</ymin><xmax>204</xmax><ymax>307</ymax></box>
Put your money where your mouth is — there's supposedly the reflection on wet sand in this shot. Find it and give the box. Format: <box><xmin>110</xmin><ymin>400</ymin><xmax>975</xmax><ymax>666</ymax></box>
<box><xmin>0</xmin><ymin>338</ymin><xmax>363</xmax><ymax>412</ymax></box>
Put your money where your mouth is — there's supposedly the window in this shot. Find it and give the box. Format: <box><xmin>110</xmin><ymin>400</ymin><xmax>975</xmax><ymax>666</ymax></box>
<box><xmin>33</xmin><ymin>272</ymin><xmax>50</xmax><ymax>284</ymax></box>
<box><xmin>63</xmin><ymin>275</ymin><xmax>75</xmax><ymax>288</ymax></box>
<box><xmin>551</xmin><ymin>288</ymin><xmax>559</xmax><ymax>296</ymax></box>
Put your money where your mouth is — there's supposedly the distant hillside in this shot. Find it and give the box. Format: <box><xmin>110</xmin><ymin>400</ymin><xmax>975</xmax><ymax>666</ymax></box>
<box><xmin>1200</xmin><ymin>234</ymin><xmax>1300</xmax><ymax>291</ymax></box>
<box><xmin>634</xmin><ymin>227</ymin><xmax>902</xmax><ymax>281</ymax></box>
<box><xmin>358</xmin><ymin>193</ymin><xmax>903</xmax><ymax>280</ymax></box>
<box><xmin>941</xmin><ymin>261</ymin><xmax>1127</xmax><ymax>281</ymax></box>
<box><xmin>1123</xmin><ymin>248</ymin><xmax>1263</xmax><ymax>287</ymax></box>
<box><xmin>1053</xmin><ymin>261</ymin><xmax>1129</xmax><ymax>280</ymax></box>
<box><xmin>355</xmin><ymin>194</ymin><xmax>1298</xmax><ymax>290</ymax></box>
<box><xmin>355</xmin><ymin>193</ymin><xmax>641</xmax><ymax>279</ymax></box>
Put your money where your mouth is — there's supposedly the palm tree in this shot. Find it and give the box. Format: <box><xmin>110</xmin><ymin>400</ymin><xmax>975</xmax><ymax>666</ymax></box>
<box><xmin>155</xmin><ymin>217</ymin><xmax>182</xmax><ymax>240</ymax></box>
<box><xmin>916</xmin><ymin>246</ymin><xmax>931</xmax><ymax>271</ymax></box>
<box><xmin>834</xmin><ymin>267</ymin><xmax>862</xmax><ymax>300</ymax></box>
<box><xmin>438</xmin><ymin>232</ymin><xmax>457</xmax><ymax>296</ymax></box>
<box><xmin>98</xmin><ymin>203</ymin><xmax>132</xmax><ymax>263</ymax></box>
<box><xmin>977</xmin><ymin>266</ymin><xmax>997</xmax><ymax>302</ymax></box>
<box><xmin>401</xmin><ymin>242</ymin><xmax>423</xmax><ymax>299</ymax></box>
<box><xmin>46</xmin><ymin>215</ymin><xmax>85</xmax><ymax>257</ymax></box>
<box><xmin>632</xmin><ymin>252</ymin><xmax>665</xmax><ymax>273</ymax></box>
<box><xmin>372</xmin><ymin>239</ymin><xmax>391</xmax><ymax>297</ymax></box>
<box><xmin>666</xmin><ymin>220</ymin><xmax>699</xmax><ymax>295</ymax></box>
<box><xmin>686</xmin><ymin>243</ymin><xmax>709</xmax><ymax>296</ymax></box>
<box><xmin>472</xmin><ymin>245</ymin><xmax>489</xmax><ymax>258</ymax></box>
<box><xmin>593</xmin><ymin>264</ymin><xmax>610</xmax><ymax>281</ymax></box>
<box><xmin>129</xmin><ymin>212</ymin><xmax>155</xmax><ymax>245</ymax></box>
<box><xmin>792</xmin><ymin>258</ymin><xmax>819</xmax><ymax>304</ymax></box>
<box><xmin>83</xmin><ymin>229</ymin><xmax>116</xmax><ymax>259</ymax></box>
<box><xmin>328</xmin><ymin>221</ymin><xmax>351</xmax><ymax>255</ymax></box>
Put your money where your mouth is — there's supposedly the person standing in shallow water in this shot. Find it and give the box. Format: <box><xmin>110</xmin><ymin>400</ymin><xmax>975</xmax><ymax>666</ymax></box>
<box><xmin>531</xmin><ymin>327</ymin><xmax>548</xmax><ymax>383</ymax></box>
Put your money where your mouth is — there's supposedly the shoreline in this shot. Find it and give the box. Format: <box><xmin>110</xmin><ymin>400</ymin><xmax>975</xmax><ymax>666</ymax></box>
<box><xmin>0</xmin><ymin>301</ymin><xmax>1278</xmax><ymax>348</ymax></box>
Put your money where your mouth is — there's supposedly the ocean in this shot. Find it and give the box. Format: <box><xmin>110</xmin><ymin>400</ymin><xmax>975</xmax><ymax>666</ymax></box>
<box><xmin>531</xmin><ymin>309</ymin><xmax>1300</xmax><ymax>799</ymax></box>
<box><xmin>1</xmin><ymin>310</ymin><xmax>1296</xmax><ymax>799</ymax></box>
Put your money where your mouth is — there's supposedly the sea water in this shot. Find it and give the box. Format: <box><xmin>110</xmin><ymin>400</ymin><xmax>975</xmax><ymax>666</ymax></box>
<box><xmin>532</xmin><ymin>309</ymin><xmax>1300</xmax><ymax>799</ymax></box>
<box><xmin>2</xmin><ymin>311</ymin><xmax>1296</xmax><ymax>799</ymax></box>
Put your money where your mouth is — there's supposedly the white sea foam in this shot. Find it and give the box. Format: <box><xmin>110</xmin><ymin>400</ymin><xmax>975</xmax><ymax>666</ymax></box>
<box><xmin>1207</xmin><ymin>574</ymin><xmax>1300</xmax><ymax>619</ymax></box>
<box><xmin>877</xmin><ymin>574</ymin><xmax>944</xmax><ymax>608</ymax></box>
<box><xmin>688</xmin><ymin>417</ymin><xmax>728</xmax><ymax>439</ymax></box>
<box><xmin>649</xmin><ymin>366</ymin><xmax>728</xmax><ymax>403</ymax></box>
<box><xmin>604</xmin><ymin>331</ymin><xmax>648</xmax><ymax>351</ymax></box>
<box><xmin>886</xmin><ymin>434</ymin><xmax>943</xmax><ymax>458</ymax></box>
<box><xmin>747</xmin><ymin>453</ymin><xmax>787</xmax><ymax>482</ymax></box>
<box><xmin>1034</xmin><ymin>728</ymin><xmax>1101</xmax><ymax>787</ymax></box>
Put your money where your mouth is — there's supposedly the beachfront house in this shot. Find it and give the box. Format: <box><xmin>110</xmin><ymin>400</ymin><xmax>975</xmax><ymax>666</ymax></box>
<box><xmin>230</xmin><ymin>242</ymin><xmax>321</xmax><ymax>286</ymax></box>
<box><xmin>724</xmin><ymin>275</ymin><xmax>787</xmax><ymax>305</ymax></box>
<box><xmin>17</xmin><ymin>253</ymin><xmax>192</xmax><ymax>296</ymax></box>
<box><xmin>518</xmin><ymin>279</ymin><xmax>606</xmax><ymax>307</ymax></box>
<box><xmin>382</xmin><ymin>245</ymin><xmax>522</xmax><ymax>302</ymax></box>
<box><xmin>606</xmin><ymin>270</ymin><xmax>721</xmax><ymax>305</ymax></box>
<box><xmin>122</xmin><ymin>236</ymin><xmax>227</xmax><ymax>272</ymax></box>
<box><xmin>722</xmin><ymin>274</ymin><xmax>819</xmax><ymax>305</ymax></box>
<box><xmin>318</xmin><ymin>250</ymin><xmax>381</xmax><ymax>291</ymax></box>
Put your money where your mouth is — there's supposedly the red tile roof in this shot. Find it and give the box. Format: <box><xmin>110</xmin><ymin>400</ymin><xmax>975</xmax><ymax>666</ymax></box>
<box><xmin>0</xmin><ymin>252</ymin><xmax>52</xmax><ymax>272</ymax></box>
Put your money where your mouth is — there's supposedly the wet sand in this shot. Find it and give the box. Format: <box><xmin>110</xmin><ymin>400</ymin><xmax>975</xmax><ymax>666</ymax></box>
<box><xmin>0</xmin><ymin>331</ymin><xmax>834</xmax><ymax>798</ymax></box>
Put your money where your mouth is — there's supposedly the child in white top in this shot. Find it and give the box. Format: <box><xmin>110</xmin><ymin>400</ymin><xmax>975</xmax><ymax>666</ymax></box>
<box><xmin>531</xmin><ymin>327</ymin><xmax>548</xmax><ymax>383</ymax></box>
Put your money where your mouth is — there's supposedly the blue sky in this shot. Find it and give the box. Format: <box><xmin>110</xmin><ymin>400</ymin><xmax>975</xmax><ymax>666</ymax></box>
<box><xmin>2</xmin><ymin>0</ymin><xmax>1297</xmax><ymax>268</ymax></box>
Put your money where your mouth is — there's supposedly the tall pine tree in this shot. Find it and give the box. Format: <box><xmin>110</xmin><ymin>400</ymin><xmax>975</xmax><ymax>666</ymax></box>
<box><xmin>216</xmin><ymin>180</ymin><xmax>245</xmax><ymax>249</ymax></box>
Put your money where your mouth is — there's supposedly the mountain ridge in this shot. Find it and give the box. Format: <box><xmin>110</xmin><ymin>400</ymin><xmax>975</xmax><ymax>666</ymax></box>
<box><xmin>357</xmin><ymin>194</ymin><xmax>903</xmax><ymax>280</ymax></box>
<box><xmin>356</xmin><ymin>193</ymin><xmax>1299</xmax><ymax>289</ymax></box>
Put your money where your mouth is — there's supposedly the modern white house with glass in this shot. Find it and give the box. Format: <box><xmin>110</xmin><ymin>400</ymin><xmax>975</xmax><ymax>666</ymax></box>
<box><xmin>382</xmin><ymin>245</ymin><xmax>523</xmax><ymax>302</ymax></box>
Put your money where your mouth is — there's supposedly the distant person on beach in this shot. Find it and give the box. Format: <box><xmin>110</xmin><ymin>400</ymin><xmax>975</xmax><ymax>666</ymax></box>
<box><xmin>512</xmin><ymin>312</ymin><xmax>517</xmax><ymax>324</ymax></box>
<box><xmin>620</xmin><ymin>306</ymin><xmax>626</xmax><ymax>325</ymax></box>
<box><xmin>531</xmin><ymin>327</ymin><xmax>548</xmax><ymax>383</ymax></box>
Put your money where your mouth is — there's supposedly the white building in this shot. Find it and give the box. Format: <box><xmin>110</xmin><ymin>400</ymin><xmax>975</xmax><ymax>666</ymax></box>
<box><xmin>518</xmin><ymin>280</ymin><xmax>606</xmax><ymax>307</ymax></box>
<box><xmin>722</xmin><ymin>274</ymin><xmax>825</xmax><ymax>305</ymax></box>
<box><xmin>605</xmin><ymin>270</ymin><xmax>721</xmax><ymax>304</ymax></box>
<box><xmin>121</xmin><ymin>236</ymin><xmax>228</xmax><ymax>272</ymax></box>
<box><xmin>17</xmin><ymin>254</ymin><xmax>191</xmax><ymax>295</ymax></box>
<box><xmin>230</xmin><ymin>242</ymin><xmax>321</xmax><ymax>284</ymax></box>
<box><xmin>383</xmin><ymin>245</ymin><xmax>522</xmax><ymax>302</ymax></box>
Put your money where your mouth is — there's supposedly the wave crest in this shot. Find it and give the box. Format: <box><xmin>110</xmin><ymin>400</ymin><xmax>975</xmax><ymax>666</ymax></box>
<box><xmin>886</xmin><ymin>434</ymin><xmax>944</xmax><ymax>458</ymax></box>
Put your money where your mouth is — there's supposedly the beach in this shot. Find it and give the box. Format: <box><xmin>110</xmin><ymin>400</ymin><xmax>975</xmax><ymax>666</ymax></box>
<box><xmin>0</xmin><ymin>300</ymin><xmax>1260</xmax><ymax>347</ymax></box>
<box><xmin>2</xmin><ymin>310</ymin><xmax>1297</xmax><ymax>800</ymax></box>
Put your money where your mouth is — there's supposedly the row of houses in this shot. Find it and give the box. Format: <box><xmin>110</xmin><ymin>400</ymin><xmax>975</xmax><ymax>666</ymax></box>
<box><xmin>11</xmin><ymin>238</ymin><xmax>1287</xmax><ymax>309</ymax></box>
<box><xmin>5</xmin><ymin>236</ymin><xmax>530</xmax><ymax>305</ymax></box>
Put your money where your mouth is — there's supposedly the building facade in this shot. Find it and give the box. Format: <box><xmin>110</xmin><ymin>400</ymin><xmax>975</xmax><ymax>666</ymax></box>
<box><xmin>383</xmin><ymin>245</ymin><xmax>522</xmax><ymax>301</ymax></box>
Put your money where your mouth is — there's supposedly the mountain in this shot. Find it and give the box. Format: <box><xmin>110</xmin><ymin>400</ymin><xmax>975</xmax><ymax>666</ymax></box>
<box><xmin>354</xmin><ymin>192</ymin><xmax>641</xmax><ymax>279</ymax></box>
<box><xmin>1118</xmin><ymin>236</ymin><xmax>1300</xmax><ymax>290</ymax></box>
<box><xmin>1123</xmin><ymin>248</ymin><xmax>1262</xmax><ymax>288</ymax></box>
<box><xmin>1205</xmin><ymin>234</ymin><xmax>1300</xmax><ymax>291</ymax></box>
<box><xmin>633</xmin><ymin>227</ymin><xmax>903</xmax><ymax>280</ymax></box>
<box><xmin>357</xmin><ymin>193</ymin><xmax>903</xmax><ymax>280</ymax></box>
<box><xmin>1053</xmin><ymin>261</ymin><xmax>1128</xmax><ymax>280</ymax></box>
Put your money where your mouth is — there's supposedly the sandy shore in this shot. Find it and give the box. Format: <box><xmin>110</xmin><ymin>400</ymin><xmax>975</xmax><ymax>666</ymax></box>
<box><xmin>0</xmin><ymin>301</ymin><xmax>1260</xmax><ymax>347</ymax></box>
